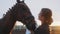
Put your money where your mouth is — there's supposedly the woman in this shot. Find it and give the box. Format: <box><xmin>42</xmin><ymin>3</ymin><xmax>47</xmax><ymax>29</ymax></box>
<box><xmin>34</xmin><ymin>8</ymin><xmax>53</xmax><ymax>34</ymax></box>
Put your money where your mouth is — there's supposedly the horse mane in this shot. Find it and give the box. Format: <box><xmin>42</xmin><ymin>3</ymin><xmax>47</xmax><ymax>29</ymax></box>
<box><xmin>0</xmin><ymin>1</ymin><xmax>20</xmax><ymax>34</ymax></box>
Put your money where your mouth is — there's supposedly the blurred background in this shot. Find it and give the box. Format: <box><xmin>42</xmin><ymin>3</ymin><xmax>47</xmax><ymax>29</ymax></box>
<box><xmin>0</xmin><ymin>0</ymin><xmax>60</xmax><ymax>34</ymax></box>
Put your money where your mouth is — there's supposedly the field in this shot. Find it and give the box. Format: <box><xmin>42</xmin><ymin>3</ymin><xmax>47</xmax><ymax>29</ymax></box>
<box><xmin>50</xmin><ymin>26</ymin><xmax>60</xmax><ymax>34</ymax></box>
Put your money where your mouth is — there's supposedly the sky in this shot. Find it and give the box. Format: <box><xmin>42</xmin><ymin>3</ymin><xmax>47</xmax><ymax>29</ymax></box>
<box><xmin>0</xmin><ymin>0</ymin><xmax>60</xmax><ymax>26</ymax></box>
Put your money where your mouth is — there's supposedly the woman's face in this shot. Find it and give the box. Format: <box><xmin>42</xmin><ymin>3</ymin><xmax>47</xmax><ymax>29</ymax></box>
<box><xmin>38</xmin><ymin>11</ymin><xmax>53</xmax><ymax>25</ymax></box>
<box><xmin>38</xmin><ymin>12</ymin><xmax>44</xmax><ymax>22</ymax></box>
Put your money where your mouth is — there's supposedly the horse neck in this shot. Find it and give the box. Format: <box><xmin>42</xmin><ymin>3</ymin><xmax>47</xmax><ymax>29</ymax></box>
<box><xmin>0</xmin><ymin>11</ymin><xmax>16</xmax><ymax>34</ymax></box>
<box><xmin>3</xmin><ymin>11</ymin><xmax>16</xmax><ymax>25</ymax></box>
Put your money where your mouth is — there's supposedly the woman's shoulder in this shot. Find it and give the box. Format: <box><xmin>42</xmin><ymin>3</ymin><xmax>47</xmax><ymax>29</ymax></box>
<box><xmin>35</xmin><ymin>25</ymin><xmax>49</xmax><ymax>31</ymax></box>
<box><xmin>34</xmin><ymin>25</ymin><xmax>50</xmax><ymax>34</ymax></box>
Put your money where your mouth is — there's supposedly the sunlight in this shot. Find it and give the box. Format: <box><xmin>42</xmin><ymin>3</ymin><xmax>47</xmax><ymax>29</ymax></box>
<box><xmin>36</xmin><ymin>19</ymin><xmax>60</xmax><ymax>26</ymax></box>
<box><xmin>50</xmin><ymin>21</ymin><xmax>60</xmax><ymax>26</ymax></box>
<box><xmin>15</xmin><ymin>21</ymin><xmax>23</xmax><ymax>26</ymax></box>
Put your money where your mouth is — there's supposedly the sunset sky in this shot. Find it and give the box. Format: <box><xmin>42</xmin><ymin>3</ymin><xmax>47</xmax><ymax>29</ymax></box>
<box><xmin>0</xmin><ymin>0</ymin><xmax>60</xmax><ymax>26</ymax></box>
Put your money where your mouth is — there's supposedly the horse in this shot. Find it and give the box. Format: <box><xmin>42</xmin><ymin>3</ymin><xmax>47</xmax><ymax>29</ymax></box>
<box><xmin>0</xmin><ymin>0</ymin><xmax>36</xmax><ymax>34</ymax></box>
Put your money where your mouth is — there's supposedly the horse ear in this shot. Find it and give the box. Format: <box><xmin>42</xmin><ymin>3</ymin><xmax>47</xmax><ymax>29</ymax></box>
<box><xmin>17</xmin><ymin>0</ymin><xmax>24</xmax><ymax>3</ymax></box>
<box><xmin>22</xmin><ymin>0</ymin><xmax>24</xmax><ymax>3</ymax></box>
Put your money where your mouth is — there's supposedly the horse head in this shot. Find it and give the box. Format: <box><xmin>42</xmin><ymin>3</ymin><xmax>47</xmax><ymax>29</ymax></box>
<box><xmin>11</xmin><ymin>0</ymin><xmax>36</xmax><ymax>30</ymax></box>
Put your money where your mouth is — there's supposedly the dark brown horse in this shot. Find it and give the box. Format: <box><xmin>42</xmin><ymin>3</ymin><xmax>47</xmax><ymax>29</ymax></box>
<box><xmin>0</xmin><ymin>0</ymin><xmax>36</xmax><ymax>34</ymax></box>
